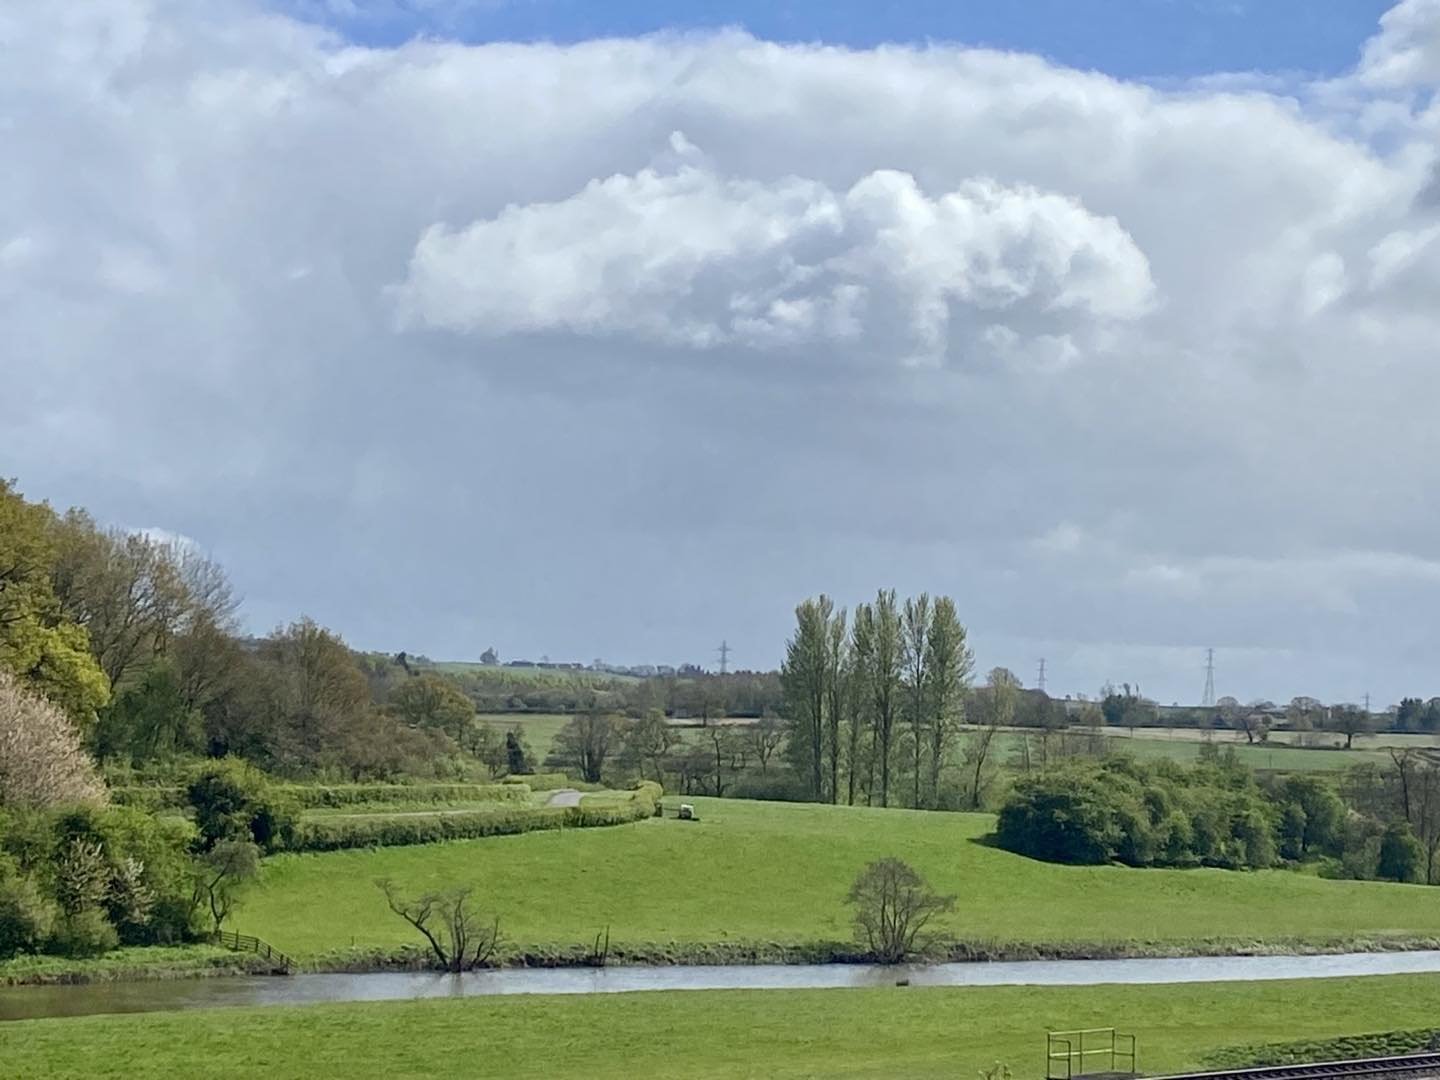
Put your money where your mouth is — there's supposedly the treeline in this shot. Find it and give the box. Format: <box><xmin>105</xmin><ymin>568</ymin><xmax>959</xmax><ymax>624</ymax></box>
<box><xmin>1</xmin><ymin>479</ymin><xmax>492</xmax><ymax>781</ymax></box>
<box><xmin>439</xmin><ymin>664</ymin><xmax>783</xmax><ymax>721</ymax></box>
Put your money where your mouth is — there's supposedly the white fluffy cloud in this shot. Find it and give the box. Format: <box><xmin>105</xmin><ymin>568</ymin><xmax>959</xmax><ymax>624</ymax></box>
<box><xmin>396</xmin><ymin>162</ymin><xmax>1153</xmax><ymax>365</ymax></box>
<box><xmin>4</xmin><ymin>1</ymin><xmax>1440</xmax><ymax>701</ymax></box>
<box><xmin>1360</xmin><ymin>0</ymin><xmax>1440</xmax><ymax>86</ymax></box>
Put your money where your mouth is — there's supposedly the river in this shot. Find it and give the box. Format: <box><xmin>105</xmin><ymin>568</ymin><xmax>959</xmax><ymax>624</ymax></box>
<box><xmin>7</xmin><ymin>950</ymin><xmax>1440</xmax><ymax>1022</ymax></box>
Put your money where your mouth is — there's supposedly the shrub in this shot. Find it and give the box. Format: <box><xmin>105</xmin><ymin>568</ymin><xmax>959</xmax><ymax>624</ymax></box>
<box><xmin>1378</xmin><ymin>821</ymin><xmax>1424</xmax><ymax>883</ymax></box>
<box><xmin>0</xmin><ymin>857</ymin><xmax>54</xmax><ymax>959</ymax></box>
<box><xmin>48</xmin><ymin>907</ymin><xmax>120</xmax><ymax>957</ymax></box>
<box><xmin>186</xmin><ymin>759</ymin><xmax>298</xmax><ymax>853</ymax></box>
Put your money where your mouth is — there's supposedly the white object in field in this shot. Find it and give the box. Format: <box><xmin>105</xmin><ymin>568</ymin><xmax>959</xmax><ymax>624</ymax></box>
<box><xmin>678</xmin><ymin>803</ymin><xmax>696</xmax><ymax>820</ymax></box>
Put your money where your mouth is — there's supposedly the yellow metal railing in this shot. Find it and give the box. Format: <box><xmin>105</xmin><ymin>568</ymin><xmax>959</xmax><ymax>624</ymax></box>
<box><xmin>1047</xmin><ymin>1027</ymin><xmax>1136</xmax><ymax>1079</ymax></box>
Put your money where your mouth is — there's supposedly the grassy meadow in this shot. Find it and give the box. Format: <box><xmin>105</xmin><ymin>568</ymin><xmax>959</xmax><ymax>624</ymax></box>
<box><xmin>237</xmin><ymin>797</ymin><xmax>1440</xmax><ymax>960</ymax></box>
<box><xmin>7</xmin><ymin>974</ymin><xmax>1440</xmax><ymax>1078</ymax></box>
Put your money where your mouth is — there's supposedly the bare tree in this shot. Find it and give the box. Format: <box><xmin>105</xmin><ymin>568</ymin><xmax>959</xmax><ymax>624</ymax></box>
<box><xmin>0</xmin><ymin>671</ymin><xmax>107</xmax><ymax>808</ymax></box>
<box><xmin>962</xmin><ymin>668</ymin><xmax>1017</xmax><ymax>809</ymax></box>
<box><xmin>846</xmin><ymin>857</ymin><xmax>955</xmax><ymax>963</ymax></box>
<box><xmin>377</xmin><ymin>880</ymin><xmax>501</xmax><ymax>972</ymax></box>
<box><xmin>746</xmin><ymin>713</ymin><xmax>785</xmax><ymax>774</ymax></box>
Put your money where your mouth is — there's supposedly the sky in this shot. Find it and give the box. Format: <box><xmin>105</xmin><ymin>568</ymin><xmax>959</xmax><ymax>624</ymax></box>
<box><xmin>4</xmin><ymin>1</ymin><xmax>1440</xmax><ymax>706</ymax></box>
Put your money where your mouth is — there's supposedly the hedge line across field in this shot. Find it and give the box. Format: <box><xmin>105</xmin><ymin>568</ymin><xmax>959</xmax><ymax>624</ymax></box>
<box><xmin>112</xmin><ymin>781</ymin><xmax>532</xmax><ymax>813</ymax></box>
<box><xmin>289</xmin><ymin>782</ymin><xmax>663</xmax><ymax>853</ymax></box>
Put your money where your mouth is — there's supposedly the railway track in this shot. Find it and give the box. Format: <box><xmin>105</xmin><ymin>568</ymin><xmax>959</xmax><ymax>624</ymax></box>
<box><xmin>1153</xmin><ymin>1052</ymin><xmax>1440</xmax><ymax>1080</ymax></box>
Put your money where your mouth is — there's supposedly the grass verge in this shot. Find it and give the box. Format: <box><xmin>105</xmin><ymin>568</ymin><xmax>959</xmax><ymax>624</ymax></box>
<box><xmin>6</xmin><ymin>974</ymin><xmax>1440</xmax><ymax>1078</ymax></box>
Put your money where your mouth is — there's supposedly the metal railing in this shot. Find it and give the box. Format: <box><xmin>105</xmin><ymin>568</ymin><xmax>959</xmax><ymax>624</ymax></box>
<box><xmin>214</xmin><ymin>930</ymin><xmax>293</xmax><ymax>973</ymax></box>
<box><xmin>1047</xmin><ymin>1028</ymin><xmax>1137</xmax><ymax>1079</ymax></box>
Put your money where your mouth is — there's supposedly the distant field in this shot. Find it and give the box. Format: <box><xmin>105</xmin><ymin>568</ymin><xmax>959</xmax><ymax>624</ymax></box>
<box><xmin>1023</xmin><ymin>733</ymin><xmax>1386</xmax><ymax>772</ymax></box>
<box><xmin>8</xmin><ymin>975</ymin><xmax>1440</xmax><ymax>1078</ymax></box>
<box><xmin>238</xmin><ymin>797</ymin><xmax>1440</xmax><ymax>960</ymax></box>
<box><xmin>430</xmin><ymin>662</ymin><xmax>640</xmax><ymax>685</ymax></box>
<box><xmin>476</xmin><ymin>712</ymin><xmax>570</xmax><ymax>760</ymax></box>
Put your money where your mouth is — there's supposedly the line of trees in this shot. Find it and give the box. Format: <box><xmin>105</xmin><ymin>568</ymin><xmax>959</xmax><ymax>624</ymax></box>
<box><xmin>781</xmin><ymin>591</ymin><xmax>974</xmax><ymax>809</ymax></box>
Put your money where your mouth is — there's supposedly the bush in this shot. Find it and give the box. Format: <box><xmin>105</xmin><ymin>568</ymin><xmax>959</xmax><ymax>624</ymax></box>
<box><xmin>186</xmin><ymin>759</ymin><xmax>298</xmax><ymax>853</ymax></box>
<box><xmin>729</xmin><ymin>773</ymin><xmax>812</xmax><ymax>803</ymax></box>
<box><xmin>0</xmin><ymin>859</ymin><xmax>54</xmax><ymax>959</ymax></box>
<box><xmin>48</xmin><ymin>908</ymin><xmax>119</xmax><ymax>958</ymax></box>
<box><xmin>1378</xmin><ymin>821</ymin><xmax>1425</xmax><ymax>883</ymax></box>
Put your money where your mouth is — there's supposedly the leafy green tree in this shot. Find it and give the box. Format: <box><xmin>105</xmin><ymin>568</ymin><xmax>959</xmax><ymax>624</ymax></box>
<box><xmin>193</xmin><ymin>840</ymin><xmax>260</xmax><ymax>934</ymax></box>
<box><xmin>96</xmin><ymin>659</ymin><xmax>200</xmax><ymax>764</ymax></box>
<box><xmin>388</xmin><ymin>674</ymin><xmax>476</xmax><ymax>741</ymax></box>
<box><xmin>782</xmin><ymin>595</ymin><xmax>836</xmax><ymax>800</ymax></box>
<box><xmin>853</xmin><ymin>590</ymin><xmax>903</xmax><ymax>807</ymax></box>
<box><xmin>0</xmin><ymin>480</ymin><xmax>109</xmax><ymax>728</ymax></box>
<box><xmin>925</xmin><ymin>598</ymin><xmax>973</xmax><ymax>808</ymax></box>
<box><xmin>902</xmin><ymin>594</ymin><xmax>931</xmax><ymax>809</ymax></box>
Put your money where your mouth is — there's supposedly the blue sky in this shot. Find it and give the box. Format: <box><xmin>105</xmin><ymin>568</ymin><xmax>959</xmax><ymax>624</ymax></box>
<box><xmin>280</xmin><ymin>0</ymin><xmax>1394</xmax><ymax>79</ymax></box>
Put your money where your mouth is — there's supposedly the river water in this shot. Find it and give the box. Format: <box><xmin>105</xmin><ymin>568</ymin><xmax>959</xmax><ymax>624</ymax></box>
<box><xmin>7</xmin><ymin>950</ymin><xmax>1440</xmax><ymax>1022</ymax></box>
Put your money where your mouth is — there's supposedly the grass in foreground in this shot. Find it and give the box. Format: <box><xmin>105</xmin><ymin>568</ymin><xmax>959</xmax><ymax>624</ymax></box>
<box><xmin>239</xmin><ymin>797</ymin><xmax>1440</xmax><ymax>960</ymax></box>
<box><xmin>6</xmin><ymin>974</ymin><xmax>1440</xmax><ymax>1078</ymax></box>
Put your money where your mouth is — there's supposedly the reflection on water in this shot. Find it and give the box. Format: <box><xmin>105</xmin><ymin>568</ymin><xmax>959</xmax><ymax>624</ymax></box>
<box><xmin>6</xmin><ymin>950</ymin><xmax>1440</xmax><ymax>1022</ymax></box>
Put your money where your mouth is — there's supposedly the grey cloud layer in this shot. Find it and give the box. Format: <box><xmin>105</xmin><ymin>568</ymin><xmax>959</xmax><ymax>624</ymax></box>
<box><xmin>3</xmin><ymin>0</ymin><xmax>1439</xmax><ymax>701</ymax></box>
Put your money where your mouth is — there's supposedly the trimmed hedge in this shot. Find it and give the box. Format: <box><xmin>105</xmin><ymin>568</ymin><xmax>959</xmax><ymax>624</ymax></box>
<box><xmin>277</xmin><ymin>783</ymin><xmax>530</xmax><ymax>809</ymax></box>
<box><xmin>112</xmin><ymin>782</ymin><xmax>531</xmax><ymax>812</ymax></box>
<box><xmin>290</xmin><ymin>782</ymin><xmax>663</xmax><ymax>852</ymax></box>
<box><xmin>1202</xmin><ymin>1029</ymin><xmax>1440</xmax><ymax>1069</ymax></box>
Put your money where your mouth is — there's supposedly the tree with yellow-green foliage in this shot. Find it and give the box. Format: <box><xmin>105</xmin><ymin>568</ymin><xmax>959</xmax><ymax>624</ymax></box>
<box><xmin>0</xmin><ymin>479</ymin><xmax>109</xmax><ymax>729</ymax></box>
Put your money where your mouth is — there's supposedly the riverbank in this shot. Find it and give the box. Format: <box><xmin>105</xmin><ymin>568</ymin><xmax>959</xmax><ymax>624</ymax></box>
<box><xmin>7</xmin><ymin>974</ymin><xmax>1440</xmax><ymax>1078</ymax></box>
<box><xmin>9</xmin><ymin>933</ymin><xmax>1440</xmax><ymax>987</ymax></box>
<box><xmin>0</xmin><ymin>946</ymin><xmax>280</xmax><ymax>987</ymax></box>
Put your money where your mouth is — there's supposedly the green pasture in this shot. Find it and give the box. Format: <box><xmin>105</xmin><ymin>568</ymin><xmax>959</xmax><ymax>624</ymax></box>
<box><xmin>238</xmin><ymin>797</ymin><xmax>1440</xmax><ymax>960</ymax></box>
<box><xmin>7</xmin><ymin>975</ymin><xmax>1440</xmax><ymax>1078</ymax></box>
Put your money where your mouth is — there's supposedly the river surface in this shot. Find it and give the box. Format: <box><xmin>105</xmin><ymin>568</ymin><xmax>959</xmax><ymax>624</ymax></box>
<box><xmin>7</xmin><ymin>951</ymin><xmax>1440</xmax><ymax>1022</ymax></box>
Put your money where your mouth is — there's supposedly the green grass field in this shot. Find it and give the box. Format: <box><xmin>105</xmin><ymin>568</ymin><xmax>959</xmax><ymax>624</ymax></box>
<box><xmin>6</xmin><ymin>975</ymin><xmax>1440</xmax><ymax>1078</ymax></box>
<box><xmin>238</xmin><ymin>797</ymin><xmax>1440</xmax><ymax>960</ymax></box>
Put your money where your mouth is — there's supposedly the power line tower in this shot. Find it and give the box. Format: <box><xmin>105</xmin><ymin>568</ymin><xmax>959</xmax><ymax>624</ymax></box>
<box><xmin>717</xmin><ymin>640</ymin><xmax>731</xmax><ymax>675</ymax></box>
<box><xmin>1364</xmin><ymin>691</ymin><xmax>1371</xmax><ymax>716</ymax></box>
<box><xmin>1037</xmin><ymin>658</ymin><xmax>1047</xmax><ymax>694</ymax></box>
<box><xmin>1201</xmin><ymin>648</ymin><xmax>1216</xmax><ymax>708</ymax></box>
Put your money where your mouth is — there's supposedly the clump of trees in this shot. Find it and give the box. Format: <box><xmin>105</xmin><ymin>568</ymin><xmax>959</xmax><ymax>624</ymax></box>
<box><xmin>782</xmin><ymin>591</ymin><xmax>974</xmax><ymax>810</ymax></box>
<box><xmin>846</xmin><ymin>857</ymin><xmax>954</xmax><ymax>963</ymax></box>
<box><xmin>996</xmin><ymin>755</ymin><xmax>1344</xmax><ymax>870</ymax></box>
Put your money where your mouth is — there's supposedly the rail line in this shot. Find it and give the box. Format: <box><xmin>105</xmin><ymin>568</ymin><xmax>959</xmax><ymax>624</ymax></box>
<box><xmin>1154</xmin><ymin>1051</ymin><xmax>1440</xmax><ymax>1080</ymax></box>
